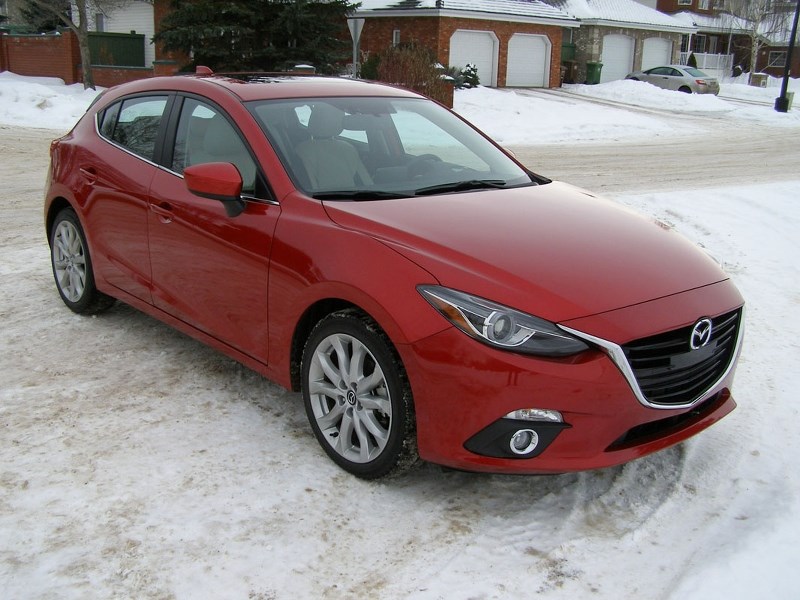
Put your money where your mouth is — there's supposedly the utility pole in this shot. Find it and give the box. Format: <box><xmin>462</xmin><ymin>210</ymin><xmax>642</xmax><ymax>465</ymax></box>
<box><xmin>775</xmin><ymin>0</ymin><xmax>799</xmax><ymax>112</ymax></box>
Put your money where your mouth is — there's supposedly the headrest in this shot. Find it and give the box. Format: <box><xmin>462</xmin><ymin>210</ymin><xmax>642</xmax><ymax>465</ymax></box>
<box><xmin>204</xmin><ymin>115</ymin><xmax>242</xmax><ymax>156</ymax></box>
<box><xmin>308</xmin><ymin>104</ymin><xmax>345</xmax><ymax>138</ymax></box>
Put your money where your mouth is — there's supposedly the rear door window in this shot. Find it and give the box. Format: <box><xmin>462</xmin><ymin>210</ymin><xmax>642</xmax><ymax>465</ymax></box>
<box><xmin>99</xmin><ymin>96</ymin><xmax>169</xmax><ymax>161</ymax></box>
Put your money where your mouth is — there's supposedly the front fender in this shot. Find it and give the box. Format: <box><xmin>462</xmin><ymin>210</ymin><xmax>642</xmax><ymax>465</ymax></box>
<box><xmin>265</xmin><ymin>194</ymin><xmax>449</xmax><ymax>388</ymax></box>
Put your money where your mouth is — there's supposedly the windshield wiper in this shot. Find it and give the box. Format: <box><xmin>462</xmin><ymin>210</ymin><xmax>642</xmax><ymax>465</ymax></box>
<box><xmin>413</xmin><ymin>179</ymin><xmax>508</xmax><ymax>196</ymax></box>
<box><xmin>312</xmin><ymin>190</ymin><xmax>412</xmax><ymax>201</ymax></box>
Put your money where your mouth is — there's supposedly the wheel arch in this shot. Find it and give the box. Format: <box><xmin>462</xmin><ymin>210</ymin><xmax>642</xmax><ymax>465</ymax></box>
<box><xmin>45</xmin><ymin>197</ymin><xmax>75</xmax><ymax>243</ymax></box>
<box><xmin>289</xmin><ymin>296</ymin><xmax>418</xmax><ymax>395</ymax></box>
<box><xmin>290</xmin><ymin>298</ymin><xmax>359</xmax><ymax>391</ymax></box>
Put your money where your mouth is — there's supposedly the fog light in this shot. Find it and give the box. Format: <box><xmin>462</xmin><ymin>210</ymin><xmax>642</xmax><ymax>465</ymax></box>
<box><xmin>504</xmin><ymin>408</ymin><xmax>563</xmax><ymax>423</ymax></box>
<box><xmin>509</xmin><ymin>429</ymin><xmax>539</xmax><ymax>455</ymax></box>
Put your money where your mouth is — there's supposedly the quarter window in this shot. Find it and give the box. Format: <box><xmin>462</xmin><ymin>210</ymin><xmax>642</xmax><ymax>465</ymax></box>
<box><xmin>100</xmin><ymin>96</ymin><xmax>169</xmax><ymax>161</ymax></box>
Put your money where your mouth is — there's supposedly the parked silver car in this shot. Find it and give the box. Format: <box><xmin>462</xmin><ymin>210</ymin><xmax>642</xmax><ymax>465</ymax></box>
<box><xmin>626</xmin><ymin>65</ymin><xmax>720</xmax><ymax>95</ymax></box>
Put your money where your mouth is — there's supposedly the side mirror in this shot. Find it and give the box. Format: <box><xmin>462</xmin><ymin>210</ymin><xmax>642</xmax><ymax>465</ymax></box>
<box><xmin>184</xmin><ymin>162</ymin><xmax>246</xmax><ymax>218</ymax></box>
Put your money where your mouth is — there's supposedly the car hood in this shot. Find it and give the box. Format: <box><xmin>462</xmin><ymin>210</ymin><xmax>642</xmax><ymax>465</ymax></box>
<box><xmin>323</xmin><ymin>181</ymin><xmax>728</xmax><ymax>322</ymax></box>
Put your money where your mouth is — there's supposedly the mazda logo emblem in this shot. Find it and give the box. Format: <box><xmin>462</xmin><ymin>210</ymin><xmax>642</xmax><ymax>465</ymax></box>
<box><xmin>690</xmin><ymin>318</ymin><xmax>713</xmax><ymax>350</ymax></box>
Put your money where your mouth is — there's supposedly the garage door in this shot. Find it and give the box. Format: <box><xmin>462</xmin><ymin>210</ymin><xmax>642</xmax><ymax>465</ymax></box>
<box><xmin>641</xmin><ymin>38</ymin><xmax>673</xmax><ymax>71</ymax></box>
<box><xmin>450</xmin><ymin>30</ymin><xmax>497</xmax><ymax>87</ymax></box>
<box><xmin>600</xmin><ymin>34</ymin><xmax>634</xmax><ymax>83</ymax></box>
<box><xmin>506</xmin><ymin>34</ymin><xmax>550</xmax><ymax>87</ymax></box>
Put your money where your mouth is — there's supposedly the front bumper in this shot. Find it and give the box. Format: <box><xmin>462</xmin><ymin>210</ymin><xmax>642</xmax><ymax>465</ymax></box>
<box><xmin>399</xmin><ymin>280</ymin><xmax>743</xmax><ymax>474</ymax></box>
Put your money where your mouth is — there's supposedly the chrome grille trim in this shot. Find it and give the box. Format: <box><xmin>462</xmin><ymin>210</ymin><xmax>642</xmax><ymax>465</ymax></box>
<box><xmin>560</xmin><ymin>306</ymin><xmax>745</xmax><ymax>411</ymax></box>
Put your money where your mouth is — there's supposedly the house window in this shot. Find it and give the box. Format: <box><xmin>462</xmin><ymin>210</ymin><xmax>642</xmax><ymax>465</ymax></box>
<box><xmin>0</xmin><ymin>0</ymin><xmax>8</xmax><ymax>17</ymax></box>
<box><xmin>96</xmin><ymin>13</ymin><xmax>106</xmax><ymax>32</ymax></box>
<box><xmin>699</xmin><ymin>0</ymin><xmax>710</xmax><ymax>9</ymax></box>
<box><xmin>768</xmin><ymin>51</ymin><xmax>787</xmax><ymax>68</ymax></box>
<box><xmin>708</xmin><ymin>36</ymin><xmax>718</xmax><ymax>54</ymax></box>
<box><xmin>678</xmin><ymin>0</ymin><xmax>692</xmax><ymax>5</ymax></box>
<box><xmin>392</xmin><ymin>29</ymin><xmax>401</xmax><ymax>47</ymax></box>
<box><xmin>692</xmin><ymin>34</ymin><xmax>707</xmax><ymax>53</ymax></box>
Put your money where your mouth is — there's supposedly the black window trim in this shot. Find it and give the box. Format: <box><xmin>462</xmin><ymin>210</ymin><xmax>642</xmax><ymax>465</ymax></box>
<box><xmin>95</xmin><ymin>91</ymin><xmax>276</xmax><ymax>206</ymax></box>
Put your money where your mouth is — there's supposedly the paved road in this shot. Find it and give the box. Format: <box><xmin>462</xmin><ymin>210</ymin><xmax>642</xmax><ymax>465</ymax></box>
<box><xmin>506</xmin><ymin>90</ymin><xmax>800</xmax><ymax>194</ymax></box>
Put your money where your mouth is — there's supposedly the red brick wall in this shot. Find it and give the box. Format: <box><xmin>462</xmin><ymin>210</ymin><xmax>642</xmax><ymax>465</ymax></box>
<box><xmin>0</xmin><ymin>31</ymin><xmax>81</xmax><ymax>83</ymax></box>
<box><xmin>359</xmin><ymin>16</ymin><xmax>563</xmax><ymax>88</ymax></box>
<box><xmin>657</xmin><ymin>0</ymin><xmax>714</xmax><ymax>15</ymax></box>
<box><xmin>0</xmin><ymin>36</ymin><xmax>7</xmax><ymax>72</ymax></box>
<box><xmin>0</xmin><ymin>30</ymin><xmax>158</xmax><ymax>87</ymax></box>
<box><xmin>87</xmin><ymin>66</ymin><xmax>154</xmax><ymax>88</ymax></box>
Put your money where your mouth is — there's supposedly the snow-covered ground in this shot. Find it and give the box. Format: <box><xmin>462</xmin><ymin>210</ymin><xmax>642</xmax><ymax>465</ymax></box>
<box><xmin>1</xmin><ymin>72</ymin><xmax>799</xmax><ymax>599</ymax></box>
<box><xmin>457</xmin><ymin>76</ymin><xmax>800</xmax><ymax>145</ymax></box>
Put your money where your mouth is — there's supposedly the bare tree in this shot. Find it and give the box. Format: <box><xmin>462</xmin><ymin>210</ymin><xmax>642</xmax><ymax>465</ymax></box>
<box><xmin>720</xmin><ymin>0</ymin><xmax>794</xmax><ymax>84</ymax></box>
<box><xmin>22</xmin><ymin>0</ymin><xmax>144</xmax><ymax>89</ymax></box>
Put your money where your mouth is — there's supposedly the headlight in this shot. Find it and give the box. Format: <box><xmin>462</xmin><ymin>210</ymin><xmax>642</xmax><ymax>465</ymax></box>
<box><xmin>418</xmin><ymin>286</ymin><xmax>589</xmax><ymax>357</ymax></box>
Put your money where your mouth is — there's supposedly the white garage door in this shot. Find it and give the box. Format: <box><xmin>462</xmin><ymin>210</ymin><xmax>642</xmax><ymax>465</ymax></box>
<box><xmin>600</xmin><ymin>34</ymin><xmax>635</xmax><ymax>83</ymax></box>
<box><xmin>641</xmin><ymin>37</ymin><xmax>673</xmax><ymax>71</ymax></box>
<box><xmin>506</xmin><ymin>34</ymin><xmax>550</xmax><ymax>87</ymax></box>
<box><xmin>450</xmin><ymin>30</ymin><xmax>497</xmax><ymax>87</ymax></box>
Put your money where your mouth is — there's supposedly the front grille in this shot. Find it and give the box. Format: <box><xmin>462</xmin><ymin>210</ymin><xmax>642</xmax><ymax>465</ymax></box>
<box><xmin>622</xmin><ymin>308</ymin><xmax>741</xmax><ymax>406</ymax></box>
<box><xmin>607</xmin><ymin>392</ymin><xmax>724</xmax><ymax>451</ymax></box>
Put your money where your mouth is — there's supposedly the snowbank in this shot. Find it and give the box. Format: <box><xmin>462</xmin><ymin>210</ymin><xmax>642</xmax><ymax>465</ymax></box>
<box><xmin>0</xmin><ymin>71</ymin><xmax>102</xmax><ymax>131</ymax></box>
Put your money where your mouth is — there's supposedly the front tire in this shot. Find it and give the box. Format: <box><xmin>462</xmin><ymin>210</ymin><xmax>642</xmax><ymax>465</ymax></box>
<box><xmin>50</xmin><ymin>208</ymin><xmax>114</xmax><ymax>314</ymax></box>
<box><xmin>301</xmin><ymin>310</ymin><xmax>416</xmax><ymax>479</ymax></box>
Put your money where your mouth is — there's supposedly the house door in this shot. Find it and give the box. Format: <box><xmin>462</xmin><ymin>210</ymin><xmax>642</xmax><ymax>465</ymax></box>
<box><xmin>450</xmin><ymin>30</ymin><xmax>498</xmax><ymax>87</ymax></box>
<box><xmin>601</xmin><ymin>34</ymin><xmax>635</xmax><ymax>83</ymax></box>
<box><xmin>506</xmin><ymin>34</ymin><xmax>551</xmax><ymax>87</ymax></box>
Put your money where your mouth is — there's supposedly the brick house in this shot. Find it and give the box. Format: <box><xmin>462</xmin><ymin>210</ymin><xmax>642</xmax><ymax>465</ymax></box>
<box><xmin>757</xmin><ymin>7</ymin><xmax>800</xmax><ymax>78</ymax></box>
<box><xmin>353</xmin><ymin>0</ymin><xmax>579</xmax><ymax>88</ymax></box>
<box><xmin>658</xmin><ymin>0</ymin><xmax>800</xmax><ymax>78</ymax></box>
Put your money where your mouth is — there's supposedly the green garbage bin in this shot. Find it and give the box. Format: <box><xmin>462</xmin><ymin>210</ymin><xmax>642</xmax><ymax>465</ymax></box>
<box><xmin>586</xmin><ymin>62</ymin><xmax>603</xmax><ymax>85</ymax></box>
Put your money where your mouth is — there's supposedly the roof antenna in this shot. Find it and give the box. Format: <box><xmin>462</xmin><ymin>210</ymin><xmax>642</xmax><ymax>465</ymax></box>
<box><xmin>195</xmin><ymin>66</ymin><xmax>214</xmax><ymax>76</ymax></box>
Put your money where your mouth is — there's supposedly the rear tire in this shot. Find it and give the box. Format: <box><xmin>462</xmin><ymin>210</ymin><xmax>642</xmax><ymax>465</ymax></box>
<box><xmin>679</xmin><ymin>86</ymin><xmax>692</xmax><ymax>94</ymax></box>
<box><xmin>301</xmin><ymin>309</ymin><xmax>416</xmax><ymax>479</ymax></box>
<box><xmin>50</xmin><ymin>208</ymin><xmax>115</xmax><ymax>314</ymax></box>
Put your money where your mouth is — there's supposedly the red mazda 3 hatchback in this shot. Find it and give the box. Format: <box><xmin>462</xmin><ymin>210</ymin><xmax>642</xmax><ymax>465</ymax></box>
<box><xmin>45</xmin><ymin>74</ymin><xmax>744</xmax><ymax>479</ymax></box>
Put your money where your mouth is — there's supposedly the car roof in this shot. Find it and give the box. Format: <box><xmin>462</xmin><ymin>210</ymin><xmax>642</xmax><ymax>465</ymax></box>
<box><xmin>100</xmin><ymin>74</ymin><xmax>423</xmax><ymax>103</ymax></box>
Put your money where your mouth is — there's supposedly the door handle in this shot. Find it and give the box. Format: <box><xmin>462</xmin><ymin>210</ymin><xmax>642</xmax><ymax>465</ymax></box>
<box><xmin>79</xmin><ymin>166</ymin><xmax>97</xmax><ymax>184</ymax></box>
<box><xmin>150</xmin><ymin>202</ymin><xmax>173</xmax><ymax>224</ymax></box>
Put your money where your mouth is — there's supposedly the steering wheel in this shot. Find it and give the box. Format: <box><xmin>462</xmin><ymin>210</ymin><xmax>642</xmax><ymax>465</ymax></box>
<box><xmin>408</xmin><ymin>154</ymin><xmax>442</xmax><ymax>179</ymax></box>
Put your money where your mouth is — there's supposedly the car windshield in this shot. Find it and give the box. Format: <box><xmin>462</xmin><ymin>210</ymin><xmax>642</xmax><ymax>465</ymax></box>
<box><xmin>248</xmin><ymin>96</ymin><xmax>536</xmax><ymax>199</ymax></box>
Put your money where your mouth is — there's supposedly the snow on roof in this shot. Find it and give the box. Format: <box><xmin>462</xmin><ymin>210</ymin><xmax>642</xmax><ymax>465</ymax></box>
<box><xmin>544</xmin><ymin>0</ymin><xmax>693</xmax><ymax>31</ymax></box>
<box><xmin>358</xmin><ymin>0</ymin><xmax>694</xmax><ymax>32</ymax></box>
<box><xmin>672</xmin><ymin>10</ymin><xmax>750</xmax><ymax>33</ymax></box>
<box><xmin>356</xmin><ymin>0</ymin><xmax>576</xmax><ymax>22</ymax></box>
